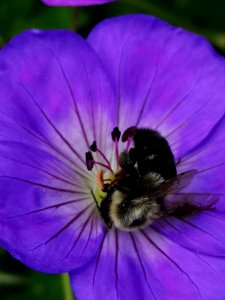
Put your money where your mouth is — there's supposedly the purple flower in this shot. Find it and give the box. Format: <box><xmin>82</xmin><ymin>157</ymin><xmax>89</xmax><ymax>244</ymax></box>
<box><xmin>41</xmin><ymin>0</ymin><xmax>116</xmax><ymax>6</ymax></box>
<box><xmin>1</xmin><ymin>14</ymin><xmax>225</xmax><ymax>299</ymax></box>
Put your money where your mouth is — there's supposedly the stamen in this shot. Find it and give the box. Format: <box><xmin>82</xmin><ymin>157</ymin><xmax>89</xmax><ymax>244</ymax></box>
<box><xmin>111</xmin><ymin>127</ymin><xmax>121</xmax><ymax>168</ymax></box>
<box><xmin>86</xmin><ymin>151</ymin><xmax>113</xmax><ymax>172</ymax></box>
<box><xmin>90</xmin><ymin>141</ymin><xmax>97</xmax><ymax>152</ymax></box>
<box><xmin>115</xmin><ymin>138</ymin><xmax>119</xmax><ymax>167</ymax></box>
<box><xmin>122</xmin><ymin>126</ymin><xmax>136</xmax><ymax>151</ymax></box>
<box><xmin>126</xmin><ymin>139</ymin><xmax>132</xmax><ymax>152</ymax></box>
<box><xmin>85</xmin><ymin>151</ymin><xmax>94</xmax><ymax>171</ymax></box>
<box><xmin>90</xmin><ymin>141</ymin><xmax>112</xmax><ymax>172</ymax></box>
<box><xmin>85</xmin><ymin>151</ymin><xmax>113</xmax><ymax>173</ymax></box>
<box><xmin>94</xmin><ymin>161</ymin><xmax>113</xmax><ymax>172</ymax></box>
<box><xmin>86</xmin><ymin>127</ymin><xmax>137</xmax><ymax>177</ymax></box>
<box><xmin>122</xmin><ymin>126</ymin><xmax>136</xmax><ymax>142</ymax></box>
<box><xmin>111</xmin><ymin>127</ymin><xmax>121</xmax><ymax>142</ymax></box>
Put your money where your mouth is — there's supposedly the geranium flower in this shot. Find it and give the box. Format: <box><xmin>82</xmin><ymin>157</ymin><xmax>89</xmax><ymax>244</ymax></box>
<box><xmin>41</xmin><ymin>0</ymin><xmax>116</xmax><ymax>6</ymax></box>
<box><xmin>1</xmin><ymin>14</ymin><xmax>225</xmax><ymax>299</ymax></box>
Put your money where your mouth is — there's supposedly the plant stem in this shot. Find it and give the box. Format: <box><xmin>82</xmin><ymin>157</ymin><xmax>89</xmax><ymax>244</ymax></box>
<box><xmin>62</xmin><ymin>273</ymin><xmax>75</xmax><ymax>300</ymax></box>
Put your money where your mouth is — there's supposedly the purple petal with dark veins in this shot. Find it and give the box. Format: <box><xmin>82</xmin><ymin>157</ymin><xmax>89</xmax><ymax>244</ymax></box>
<box><xmin>155</xmin><ymin>104</ymin><xmax>225</xmax><ymax>252</ymax></box>
<box><xmin>177</xmin><ymin>107</ymin><xmax>225</xmax><ymax>194</ymax></box>
<box><xmin>0</xmin><ymin>30</ymin><xmax>115</xmax><ymax>272</ymax></box>
<box><xmin>70</xmin><ymin>227</ymin><xmax>225</xmax><ymax>299</ymax></box>
<box><xmin>0</xmin><ymin>141</ymin><xmax>104</xmax><ymax>273</ymax></box>
<box><xmin>153</xmin><ymin>209</ymin><xmax>225</xmax><ymax>257</ymax></box>
<box><xmin>88</xmin><ymin>14</ymin><xmax>225</xmax><ymax>160</ymax></box>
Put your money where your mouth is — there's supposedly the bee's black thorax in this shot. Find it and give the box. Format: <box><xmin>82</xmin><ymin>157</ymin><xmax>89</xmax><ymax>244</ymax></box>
<box><xmin>133</xmin><ymin>129</ymin><xmax>177</xmax><ymax>180</ymax></box>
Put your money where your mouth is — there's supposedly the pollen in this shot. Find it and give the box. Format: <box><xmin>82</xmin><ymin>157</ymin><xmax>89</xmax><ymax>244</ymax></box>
<box><xmin>95</xmin><ymin>170</ymin><xmax>116</xmax><ymax>205</ymax></box>
<box><xmin>94</xmin><ymin>184</ymin><xmax>107</xmax><ymax>205</ymax></box>
<box><xmin>96</xmin><ymin>170</ymin><xmax>104</xmax><ymax>190</ymax></box>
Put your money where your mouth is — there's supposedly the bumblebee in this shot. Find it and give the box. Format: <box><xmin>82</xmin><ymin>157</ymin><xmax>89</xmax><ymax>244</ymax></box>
<box><xmin>97</xmin><ymin>128</ymin><xmax>200</xmax><ymax>231</ymax></box>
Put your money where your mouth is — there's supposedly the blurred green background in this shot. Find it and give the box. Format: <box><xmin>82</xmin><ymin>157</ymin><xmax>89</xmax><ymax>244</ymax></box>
<box><xmin>1</xmin><ymin>0</ymin><xmax>225</xmax><ymax>299</ymax></box>
<box><xmin>1</xmin><ymin>0</ymin><xmax>225</xmax><ymax>52</ymax></box>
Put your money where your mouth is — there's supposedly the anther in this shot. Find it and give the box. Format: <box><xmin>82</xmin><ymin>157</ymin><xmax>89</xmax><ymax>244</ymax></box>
<box><xmin>90</xmin><ymin>141</ymin><xmax>97</xmax><ymax>152</ymax></box>
<box><xmin>122</xmin><ymin>126</ymin><xmax>136</xmax><ymax>142</ymax></box>
<box><xmin>111</xmin><ymin>127</ymin><xmax>121</xmax><ymax>142</ymax></box>
<box><xmin>85</xmin><ymin>151</ymin><xmax>94</xmax><ymax>171</ymax></box>
<box><xmin>89</xmin><ymin>140</ymin><xmax>113</xmax><ymax>173</ymax></box>
<box><xmin>111</xmin><ymin>127</ymin><xmax>121</xmax><ymax>168</ymax></box>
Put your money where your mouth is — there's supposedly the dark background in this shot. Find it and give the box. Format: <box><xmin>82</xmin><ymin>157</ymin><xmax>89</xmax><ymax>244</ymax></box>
<box><xmin>1</xmin><ymin>0</ymin><xmax>225</xmax><ymax>53</ymax></box>
<box><xmin>0</xmin><ymin>0</ymin><xmax>225</xmax><ymax>299</ymax></box>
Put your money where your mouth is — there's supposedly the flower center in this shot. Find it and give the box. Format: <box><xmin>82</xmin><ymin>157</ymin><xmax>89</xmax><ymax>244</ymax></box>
<box><xmin>85</xmin><ymin>126</ymin><xmax>137</xmax><ymax>200</ymax></box>
<box><xmin>85</xmin><ymin>127</ymin><xmax>216</xmax><ymax>231</ymax></box>
<box><xmin>85</xmin><ymin>127</ymin><xmax>122</xmax><ymax>204</ymax></box>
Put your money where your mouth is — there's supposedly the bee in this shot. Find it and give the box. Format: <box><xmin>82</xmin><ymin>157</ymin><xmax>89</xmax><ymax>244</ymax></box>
<box><xmin>98</xmin><ymin>128</ymin><xmax>207</xmax><ymax>231</ymax></box>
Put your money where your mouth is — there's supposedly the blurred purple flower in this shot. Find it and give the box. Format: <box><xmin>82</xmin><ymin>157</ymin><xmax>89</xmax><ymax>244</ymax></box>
<box><xmin>1</xmin><ymin>14</ymin><xmax>225</xmax><ymax>299</ymax></box>
<box><xmin>41</xmin><ymin>0</ymin><xmax>116</xmax><ymax>6</ymax></box>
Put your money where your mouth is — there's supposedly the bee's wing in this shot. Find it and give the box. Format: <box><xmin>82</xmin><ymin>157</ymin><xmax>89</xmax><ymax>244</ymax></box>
<box><xmin>156</xmin><ymin>170</ymin><xmax>218</xmax><ymax>217</ymax></box>
<box><xmin>164</xmin><ymin>192</ymin><xmax>219</xmax><ymax>214</ymax></box>
<box><xmin>152</xmin><ymin>169</ymin><xmax>198</xmax><ymax>199</ymax></box>
<box><xmin>128</xmin><ymin>170</ymin><xmax>197</xmax><ymax>206</ymax></box>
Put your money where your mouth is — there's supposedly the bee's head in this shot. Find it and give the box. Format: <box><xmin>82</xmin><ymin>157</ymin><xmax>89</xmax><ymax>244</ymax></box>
<box><xmin>109</xmin><ymin>190</ymin><xmax>160</xmax><ymax>231</ymax></box>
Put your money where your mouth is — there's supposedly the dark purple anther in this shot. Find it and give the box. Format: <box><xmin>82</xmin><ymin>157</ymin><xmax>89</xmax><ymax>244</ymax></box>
<box><xmin>111</xmin><ymin>127</ymin><xmax>121</xmax><ymax>142</ymax></box>
<box><xmin>121</xmin><ymin>126</ymin><xmax>136</xmax><ymax>142</ymax></box>
<box><xmin>90</xmin><ymin>141</ymin><xmax>97</xmax><ymax>152</ymax></box>
<box><xmin>85</xmin><ymin>151</ymin><xmax>94</xmax><ymax>170</ymax></box>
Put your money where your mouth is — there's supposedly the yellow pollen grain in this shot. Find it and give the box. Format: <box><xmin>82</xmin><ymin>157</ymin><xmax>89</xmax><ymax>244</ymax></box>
<box><xmin>95</xmin><ymin>186</ymin><xmax>107</xmax><ymax>205</ymax></box>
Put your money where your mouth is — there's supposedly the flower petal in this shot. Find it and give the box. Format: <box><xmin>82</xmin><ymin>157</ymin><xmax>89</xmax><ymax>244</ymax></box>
<box><xmin>156</xmin><ymin>114</ymin><xmax>225</xmax><ymax>256</ymax></box>
<box><xmin>153</xmin><ymin>209</ymin><xmax>225</xmax><ymax>257</ymax></box>
<box><xmin>0</xmin><ymin>30</ymin><xmax>115</xmax><ymax>272</ymax></box>
<box><xmin>177</xmin><ymin>110</ymin><xmax>225</xmax><ymax>194</ymax></box>
<box><xmin>41</xmin><ymin>0</ymin><xmax>116</xmax><ymax>6</ymax></box>
<box><xmin>88</xmin><ymin>14</ymin><xmax>225</xmax><ymax>159</ymax></box>
<box><xmin>0</xmin><ymin>141</ymin><xmax>105</xmax><ymax>273</ymax></box>
<box><xmin>0</xmin><ymin>30</ymin><xmax>115</xmax><ymax>159</ymax></box>
<box><xmin>70</xmin><ymin>227</ymin><xmax>225</xmax><ymax>299</ymax></box>
<box><xmin>162</xmin><ymin>108</ymin><xmax>225</xmax><ymax>252</ymax></box>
